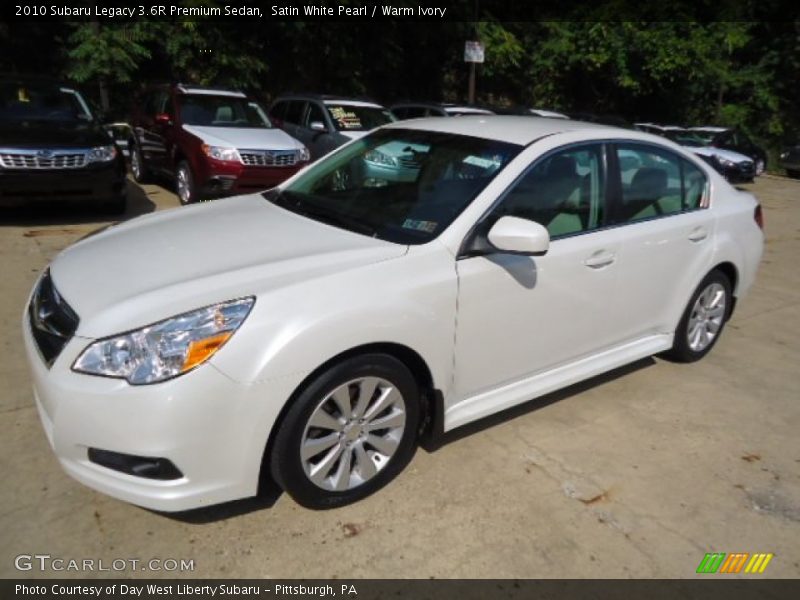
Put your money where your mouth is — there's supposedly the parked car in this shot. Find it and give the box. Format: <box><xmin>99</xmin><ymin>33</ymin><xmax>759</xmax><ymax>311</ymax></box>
<box><xmin>390</xmin><ymin>102</ymin><xmax>494</xmax><ymax>120</ymax></box>
<box><xmin>269</xmin><ymin>94</ymin><xmax>395</xmax><ymax>161</ymax></box>
<box><xmin>129</xmin><ymin>84</ymin><xmax>309</xmax><ymax>204</ymax></box>
<box><xmin>569</xmin><ymin>112</ymin><xmax>634</xmax><ymax>128</ymax></box>
<box><xmin>486</xmin><ymin>106</ymin><xmax>568</xmax><ymax>119</ymax></box>
<box><xmin>0</xmin><ymin>76</ymin><xmax>127</xmax><ymax>213</ymax></box>
<box><xmin>689</xmin><ymin>126</ymin><xmax>767</xmax><ymax>175</ymax></box>
<box><xmin>779</xmin><ymin>143</ymin><xmax>800</xmax><ymax>178</ymax></box>
<box><xmin>24</xmin><ymin>117</ymin><xmax>763</xmax><ymax>511</ymax></box>
<box><xmin>635</xmin><ymin>124</ymin><xmax>756</xmax><ymax>183</ymax></box>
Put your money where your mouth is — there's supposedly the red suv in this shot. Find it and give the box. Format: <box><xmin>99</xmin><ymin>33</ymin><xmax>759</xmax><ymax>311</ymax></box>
<box><xmin>129</xmin><ymin>84</ymin><xmax>310</xmax><ymax>203</ymax></box>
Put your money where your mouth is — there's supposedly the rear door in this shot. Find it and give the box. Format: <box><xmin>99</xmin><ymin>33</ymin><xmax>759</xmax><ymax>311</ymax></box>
<box><xmin>608</xmin><ymin>142</ymin><xmax>715</xmax><ymax>339</ymax></box>
<box><xmin>135</xmin><ymin>89</ymin><xmax>170</xmax><ymax>173</ymax></box>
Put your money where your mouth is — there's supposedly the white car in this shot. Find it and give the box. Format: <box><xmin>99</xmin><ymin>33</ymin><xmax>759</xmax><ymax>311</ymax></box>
<box><xmin>23</xmin><ymin>117</ymin><xmax>764</xmax><ymax>511</ymax></box>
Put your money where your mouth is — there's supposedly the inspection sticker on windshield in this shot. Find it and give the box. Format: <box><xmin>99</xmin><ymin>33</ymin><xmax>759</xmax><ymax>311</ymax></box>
<box><xmin>402</xmin><ymin>219</ymin><xmax>437</xmax><ymax>233</ymax></box>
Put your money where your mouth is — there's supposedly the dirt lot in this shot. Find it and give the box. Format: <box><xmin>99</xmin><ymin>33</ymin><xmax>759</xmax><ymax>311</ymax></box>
<box><xmin>1</xmin><ymin>176</ymin><xmax>798</xmax><ymax>579</ymax></box>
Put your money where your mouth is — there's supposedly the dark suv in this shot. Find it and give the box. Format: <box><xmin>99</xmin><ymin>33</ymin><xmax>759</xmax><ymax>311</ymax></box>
<box><xmin>0</xmin><ymin>77</ymin><xmax>127</xmax><ymax>213</ymax></box>
<box><xmin>269</xmin><ymin>94</ymin><xmax>395</xmax><ymax>161</ymax></box>
<box><xmin>129</xmin><ymin>84</ymin><xmax>309</xmax><ymax>204</ymax></box>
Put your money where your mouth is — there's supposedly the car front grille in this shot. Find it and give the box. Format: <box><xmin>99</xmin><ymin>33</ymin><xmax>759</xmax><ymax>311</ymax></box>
<box><xmin>239</xmin><ymin>149</ymin><xmax>297</xmax><ymax>167</ymax></box>
<box><xmin>0</xmin><ymin>148</ymin><xmax>88</xmax><ymax>169</ymax></box>
<box><xmin>398</xmin><ymin>155</ymin><xmax>424</xmax><ymax>169</ymax></box>
<box><xmin>28</xmin><ymin>270</ymin><xmax>79</xmax><ymax>367</ymax></box>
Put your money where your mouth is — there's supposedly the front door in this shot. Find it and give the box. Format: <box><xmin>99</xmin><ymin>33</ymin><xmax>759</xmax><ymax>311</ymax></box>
<box><xmin>453</xmin><ymin>143</ymin><xmax>629</xmax><ymax>403</ymax></box>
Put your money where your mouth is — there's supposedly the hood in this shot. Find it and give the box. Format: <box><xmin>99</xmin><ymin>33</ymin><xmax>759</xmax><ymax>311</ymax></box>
<box><xmin>50</xmin><ymin>195</ymin><xmax>407</xmax><ymax>337</ymax></box>
<box><xmin>689</xmin><ymin>145</ymin><xmax>752</xmax><ymax>164</ymax></box>
<box><xmin>183</xmin><ymin>125</ymin><xmax>303</xmax><ymax>151</ymax></box>
<box><xmin>0</xmin><ymin>120</ymin><xmax>110</xmax><ymax>148</ymax></box>
<box><xmin>339</xmin><ymin>130</ymin><xmax>370</xmax><ymax>141</ymax></box>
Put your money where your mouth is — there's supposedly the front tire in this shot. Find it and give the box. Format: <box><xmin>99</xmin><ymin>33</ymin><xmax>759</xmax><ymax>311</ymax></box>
<box><xmin>176</xmin><ymin>160</ymin><xmax>196</xmax><ymax>205</ymax></box>
<box><xmin>270</xmin><ymin>354</ymin><xmax>420</xmax><ymax>509</ymax></box>
<box><xmin>664</xmin><ymin>270</ymin><xmax>732</xmax><ymax>363</ymax></box>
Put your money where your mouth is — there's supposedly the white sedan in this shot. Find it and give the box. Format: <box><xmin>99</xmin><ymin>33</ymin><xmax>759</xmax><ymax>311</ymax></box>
<box><xmin>23</xmin><ymin>116</ymin><xmax>764</xmax><ymax>511</ymax></box>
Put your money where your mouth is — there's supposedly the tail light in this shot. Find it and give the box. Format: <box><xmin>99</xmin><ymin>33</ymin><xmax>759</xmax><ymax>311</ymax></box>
<box><xmin>754</xmin><ymin>204</ymin><xmax>764</xmax><ymax>230</ymax></box>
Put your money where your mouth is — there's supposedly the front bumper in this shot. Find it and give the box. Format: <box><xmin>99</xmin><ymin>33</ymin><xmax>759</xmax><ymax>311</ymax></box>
<box><xmin>198</xmin><ymin>159</ymin><xmax>307</xmax><ymax>198</ymax></box>
<box><xmin>22</xmin><ymin>303</ymin><xmax>294</xmax><ymax>512</ymax></box>
<box><xmin>0</xmin><ymin>159</ymin><xmax>126</xmax><ymax>207</ymax></box>
<box><xmin>721</xmin><ymin>162</ymin><xmax>756</xmax><ymax>183</ymax></box>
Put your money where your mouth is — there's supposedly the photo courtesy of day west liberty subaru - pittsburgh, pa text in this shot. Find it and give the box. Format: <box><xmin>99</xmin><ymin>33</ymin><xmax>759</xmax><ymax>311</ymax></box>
<box><xmin>28</xmin><ymin>4</ymin><xmax>448</xmax><ymax>18</ymax></box>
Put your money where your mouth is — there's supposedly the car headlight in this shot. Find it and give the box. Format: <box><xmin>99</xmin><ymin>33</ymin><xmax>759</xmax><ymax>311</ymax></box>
<box><xmin>87</xmin><ymin>145</ymin><xmax>118</xmax><ymax>163</ymax></box>
<box><xmin>73</xmin><ymin>297</ymin><xmax>254</xmax><ymax>385</ymax></box>
<box><xmin>364</xmin><ymin>149</ymin><xmax>398</xmax><ymax>167</ymax></box>
<box><xmin>713</xmin><ymin>155</ymin><xmax>735</xmax><ymax>168</ymax></box>
<box><xmin>202</xmin><ymin>144</ymin><xmax>241</xmax><ymax>162</ymax></box>
<box><xmin>296</xmin><ymin>146</ymin><xmax>311</xmax><ymax>162</ymax></box>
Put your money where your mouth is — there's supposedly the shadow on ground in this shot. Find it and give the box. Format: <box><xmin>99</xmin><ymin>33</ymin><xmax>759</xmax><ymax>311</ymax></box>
<box><xmin>158</xmin><ymin>357</ymin><xmax>657</xmax><ymax>523</ymax></box>
<box><xmin>0</xmin><ymin>179</ymin><xmax>157</xmax><ymax>227</ymax></box>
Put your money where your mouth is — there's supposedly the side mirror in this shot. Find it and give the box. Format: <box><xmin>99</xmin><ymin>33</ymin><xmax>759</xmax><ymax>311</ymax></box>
<box><xmin>309</xmin><ymin>121</ymin><xmax>327</xmax><ymax>132</ymax></box>
<box><xmin>487</xmin><ymin>216</ymin><xmax>550</xmax><ymax>256</ymax></box>
<box><xmin>154</xmin><ymin>113</ymin><xmax>172</xmax><ymax>126</ymax></box>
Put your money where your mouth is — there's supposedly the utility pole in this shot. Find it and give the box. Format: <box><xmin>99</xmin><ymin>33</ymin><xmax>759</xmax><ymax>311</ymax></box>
<box><xmin>465</xmin><ymin>0</ymin><xmax>482</xmax><ymax>105</ymax></box>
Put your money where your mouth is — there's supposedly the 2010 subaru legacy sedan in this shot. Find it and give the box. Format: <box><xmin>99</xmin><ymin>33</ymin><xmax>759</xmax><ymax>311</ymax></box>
<box><xmin>23</xmin><ymin>116</ymin><xmax>764</xmax><ymax>511</ymax></box>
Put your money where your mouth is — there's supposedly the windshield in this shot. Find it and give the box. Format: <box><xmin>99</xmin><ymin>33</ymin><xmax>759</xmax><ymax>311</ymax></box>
<box><xmin>664</xmin><ymin>131</ymin><xmax>706</xmax><ymax>147</ymax></box>
<box><xmin>325</xmin><ymin>104</ymin><xmax>396</xmax><ymax>131</ymax></box>
<box><xmin>691</xmin><ymin>130</ymin><xmax>719</xmax><ymax>145</ymax></box>
<box><xmin>265</xmin><ymin>128</ymin><xmax>521</xmax><ymax>244</ymax></box>
<box><xmin>179</xmin><ymin>94</ymin><xmax>272</xmax><ymax>128</ymax></box>
<box><xmin>0</xmin><ymin>82</ymin><xmax>92</xmax><ymax>123</ymax></box>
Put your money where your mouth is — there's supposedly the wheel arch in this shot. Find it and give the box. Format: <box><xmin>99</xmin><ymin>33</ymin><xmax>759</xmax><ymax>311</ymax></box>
<box><xmin>710</xmin><ymin>261</ymin><xmax>739</xmax><ymax>319</ymax></box>
<box><xmin>257</xmin><ymin>342</ymin><xmax>444</xmax><ymax>495</ymax></box>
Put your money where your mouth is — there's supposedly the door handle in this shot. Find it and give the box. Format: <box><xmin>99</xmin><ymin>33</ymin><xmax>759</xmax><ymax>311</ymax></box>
<box><xmin>688</xmin><ymin>227</ymin><xmax>708</xmax><ymax>243</ymax></box>
<box><xmin>583</xmin><ymin>250</ymin><xmax>616</xmax><ymax>269</ymax></box>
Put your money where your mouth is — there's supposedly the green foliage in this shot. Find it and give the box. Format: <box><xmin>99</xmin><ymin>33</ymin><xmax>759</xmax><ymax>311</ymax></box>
<box><xmin>4</xmin><ymin>11</ymin><xmax>796</xmax><ymax>149</ymax></box>
<box><xmin>67</xmin><ymin>22</ymin><xmax>152</xmax><ymax>85</ymax></box>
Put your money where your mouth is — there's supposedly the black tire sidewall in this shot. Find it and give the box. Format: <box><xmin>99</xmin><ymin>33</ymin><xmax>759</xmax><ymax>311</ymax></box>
<box><xmin>131</xmin><ymin>142</ymin><xmax>148</xmax><ymax>183</ymax></box>
<box><xmin>270</xmin><ymin>354</ymin><xmax>420</xmax><ymax>509</ymax></box>
<box><xmin>668</xmin><ymin>270</ymin><xmax>732</xmax><ymax>363</ymax></box>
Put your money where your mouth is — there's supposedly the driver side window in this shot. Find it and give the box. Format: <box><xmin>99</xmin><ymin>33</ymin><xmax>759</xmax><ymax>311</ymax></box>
<box><xmin>491</xmin><ymin>144</ymin><xmax>606</xmax><ymax>238</ymax></box>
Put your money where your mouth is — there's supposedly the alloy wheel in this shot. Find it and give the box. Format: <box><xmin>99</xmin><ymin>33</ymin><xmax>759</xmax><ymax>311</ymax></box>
<box><xmin>687</xmin><ymin>282</ymin><xmax>726</xmax><ymax>352</ymax></box>
<box><xmin>300</xmin><ymin>376</ymin><xmax>406</xmax><ymax>492</ymax></box>
<box><xmin>176</xmin><ymin>167</ymin><xmax>191</xmax><ymax>204</ymax></box>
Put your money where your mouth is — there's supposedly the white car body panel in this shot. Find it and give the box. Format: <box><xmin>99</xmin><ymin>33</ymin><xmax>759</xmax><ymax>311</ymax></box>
<box><xmin>23</xmin><ymin>116</ymin><xmax>763</xmax><ymax>510</ymax></box>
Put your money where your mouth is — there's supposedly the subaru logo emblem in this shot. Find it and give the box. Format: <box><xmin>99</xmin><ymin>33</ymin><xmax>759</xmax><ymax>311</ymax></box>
<box><xmin>36</xmin><ymin>149</ymin><xmax>53</xmax><ymax>159</ymax></box>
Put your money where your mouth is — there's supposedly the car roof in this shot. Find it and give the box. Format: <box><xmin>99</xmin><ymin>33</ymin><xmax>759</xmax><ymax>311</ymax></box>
<box><xmin>323</xmin><ymin>99</ymin><xmax>384</xmax><ymax>108</ymax></box>
<box><xmin>383</xmin><ymin>115</ymin><xmax>628</xmax><ymax>145</ymax></box>
<box><xmin>176</xmin><ymin>84</ymin><xmax>246</xmax><ymax>98</ymax></box>
<box><xmin>689</xmin><ymin>126</ymin><xmax>729</xmax><ymax>132</ymax></box>
<box><xmin>276</xmin><ymin>93</ymin><xmax>381</xmax><ymax>105</ymax></box>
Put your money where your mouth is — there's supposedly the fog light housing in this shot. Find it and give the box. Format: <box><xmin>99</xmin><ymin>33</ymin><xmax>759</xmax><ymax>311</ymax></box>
<box><xmin>88</xmin><ymin>448</ymin><xmax>183</xmax><ymax>480</ymax></box>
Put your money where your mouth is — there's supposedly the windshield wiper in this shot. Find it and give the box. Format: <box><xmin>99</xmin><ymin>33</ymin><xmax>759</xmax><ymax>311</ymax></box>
<box><xmin>266</xmin><ymin>190</ymin><xmax>378</xmax><ymax>237</ymax></box>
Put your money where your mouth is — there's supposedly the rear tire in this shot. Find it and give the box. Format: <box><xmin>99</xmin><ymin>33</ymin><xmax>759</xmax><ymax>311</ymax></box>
<box><xmin>270</xmin><ymin>354</ymin><xmax>420</xmax><ymax>509</ymax></box>
<box><xmin>130</xmin><ymin>141</ymin><xmax>149</xmax><ymax>184</ymax></box>
<box><xmin>664</xmin><ymin>270</ymin><xmax>732</xmax><ymax>363</ymax></box>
